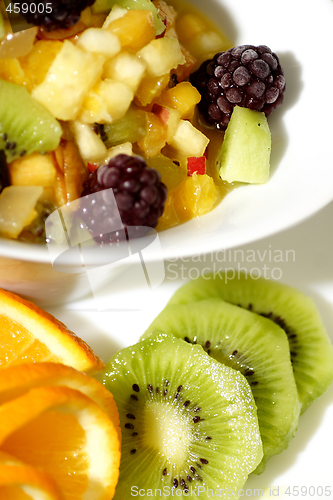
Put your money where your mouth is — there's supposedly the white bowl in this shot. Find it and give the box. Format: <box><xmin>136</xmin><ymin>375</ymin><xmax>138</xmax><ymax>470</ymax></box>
<box><xmin>1</xmin><ymin>0</ymin><xmax>333</xmax><ymax>305</ymax></box>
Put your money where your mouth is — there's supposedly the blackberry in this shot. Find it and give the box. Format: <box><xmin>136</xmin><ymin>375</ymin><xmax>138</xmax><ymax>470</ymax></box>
<box><xmin>190</xmin><ymin>44</ymin><xmax>286</xmax><ymax>130</ymax></box>
<box><xmin>80</xmin><ymin>154</ymin><xmax>167</xmax><ymax>244</ymax></box>
<box><xmin>18</xmin><ymin>0</ymin><xmax>95</xmax><ymax>31</ymax></box>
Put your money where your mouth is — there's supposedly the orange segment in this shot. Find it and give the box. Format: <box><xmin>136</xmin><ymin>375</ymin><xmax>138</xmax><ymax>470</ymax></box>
<box><xmin>0</xmin><ymin>463</ymin><xmax>65</xmax><ymax>500</ymax></box>
<box><xmin>0</xmin><ymin>386</ymin><xmax>120</xmax><ymax>500</ymax></box>
<box><xmin>19</xmin><ymin>40</ymin><xmax>63</xmax><ymax>91</ymax></box>
<box><xmin>0</xmin><ymin>288</ymin><xmax>104</xmax><ymax>373</ymax></box>
<box><xmin>0</xmin><ymin>362</ymin><xmax>121</xmax><ymax>444</ymax></box>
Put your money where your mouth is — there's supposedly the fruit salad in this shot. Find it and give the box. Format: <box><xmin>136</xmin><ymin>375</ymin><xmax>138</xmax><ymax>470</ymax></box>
<box><xmin>0</xmin><ymin>0</ymin><xmax>285</xmax><ymax>244</ymax></box>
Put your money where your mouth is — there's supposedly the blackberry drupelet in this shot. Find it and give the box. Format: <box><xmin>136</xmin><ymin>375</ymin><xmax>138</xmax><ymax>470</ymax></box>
<box><xmin>190</xmin><ymin>45</ymin><xmax>286</xmax><ymax>130</ymax></box>
<box><xmin>19</xmin><ymin>0</ymin><xmax>95</xmax><ymax>31</ymax></box>
<box><xmin>81</xmin><ymin>154</ymin><xmax>167</xmax><ymax>244</ymax></box>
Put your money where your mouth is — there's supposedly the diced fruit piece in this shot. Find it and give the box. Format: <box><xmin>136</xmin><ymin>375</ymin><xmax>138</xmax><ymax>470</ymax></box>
<box><xmin>176</xmin><ymin>13</ymin><xmax>206</xmax><ymax>44</ymax></box>
<box><xmin>102</xmin><ymin>5</ymin><xmax>127</xmax><ymax>27</ymax></box>
<box><xmin>103</xmin><ymin>50</ymin><xmax>146</xmax><ymax>92</ymax></box>
<box><xmin>0</xmin><ymin>10</ymin><xmax>5</xmax><ymax>39</ymax></box>
<box><xmin>102</xmin><ymin>332</ymin><xmax>263</xmax><ymax>498</ymax></box>
<box><xmin>99</xmin><ymin>106</ymin><xmax>148</xmax><ymax>148</ymax></box>
<box><xmin>108</xmin><ymin>0</ymin><xmax>165</xmax><ymax>35</ymax></box>
<box><xmin>19</xmin><ymin>40</ymin><xmax>63</xmax><ymax>90</ymax></box>
<box><xmin>151</xmin><ymin>103</ymin><xmax>181</xmax><ymax>143</ymax></box>
<box><xmin>158</xmin><ymin>81</ymin><xmax>201</xmax><ymax>119</ymax></box>
<box><xmin>187</xmin><ymin>156</ymin><xmax>206</xmax><ymax>176</ymax></box>
<box><xmin>135</xmin><ymin>73</ymin><xmax>169</xmax><ymax>106</ymax></box>
<box><xmin>137</xmin><ymin>37</ymin><xmax>185</xmax><ymax>77</ymax></box>
<box><xmin>187</xmin><ymin>30</ymin><xmax>231</xmax><ymax>62</ymax></box>
<box><xmin>0</xmin><ymin>27</ymin><xmax>38</xmax><ymax>59</ymax></box>
<box><xmin>0</xmin><ymin>59</ymin><xmax>27</xmax><ymax>87</ymax></box>
<box><xmin>32</xmin><ymin>40</ymin><xmax>105</xmax><ymax>121</ymax></box>
<box><xmin>79</xmin><ymin>79</ymin><xmax>133</xmax><ymax>124</ymax></box>
<box><xmin>71</xmin><ymin>121</ymin><xmax>108</xmax><ymax>163</ymax></box>
<box><xmin>8</xmin><ymin>153</ymin><xmax>56</xmax><ymax>187</ymax></box>
<box><xmin>61</xmin><ymin>140</ymin><xmax>88</xmax><ymax>203</ymax></box>
<box><xmin>0</xmin><ymin>185</ymin><xmax>43</xmax><ymax>238</ymax></box>
<box><xmin>77</xmin><ymin>27</ymin><xmax>121</xmax><ymax>57</ymax></box>
<box><xmin>106</xmin><ymin>9</ymin><xmax>156</xmax><ymax>51</ymax></box>
<box><xmin>146</xmin><ymin>153</ymin><xmax>186</xmax><ymax>191</ymax></box>
<box><xmin>172</xmin><ymin>46</ymin><xmax>197</xmax><ymax>83</ymax></box>
<box><xmin>0</xmin><ymin>287</ymin><xmax>105</xmax><ymax>372</ymax></box>
<box><xmin>180</xmin><ymin>172</ymin><xmax>218</xmax><ymax>216</ymax></box>
<box><xmin>217</xmin><ymin>106</ymin><xmax>271</xmax><ymax>184</ymax></box>
<box><xmin>169</xmin><ymin>119</ymin><xmax>209</xmax><ymax>158</ymax></box>
<box><xmin>103</xmin><ymin>142</ymin><xmax>133</xmax><ymax>163</ymax></box>
<box><xmin>152</xmin><ymin>0</ymin><xmax>177</xmax><ymax>36</ymax></box>
<box><xmin>137</xmin><ymin>112</ymin><xmax>167</xmax><ymax>157</ymax></box>
<box><xmin>0</xmin><ymin>79</ymin><xmax>62</xmax><ymax>163</ymax></box>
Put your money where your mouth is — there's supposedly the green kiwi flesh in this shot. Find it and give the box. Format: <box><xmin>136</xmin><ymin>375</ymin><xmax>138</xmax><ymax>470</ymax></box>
<box><xmin>168</xmin><ymin>272</ymin><xmax>333</xmax><ymax>412</ymax></box>
<box><xmin>102</xmin><ymin>332</ymin><xmax>263</xmax><ymax>499</ymax></box>
<box><xmin>0</xmin><ymin>79</ymin><xmax>62</xmax><ymax>163</ymax></box>
<box><xmin>142</xmin><ymin>299</ymin><xmax>300</xmax><ymax>474</ymax></box>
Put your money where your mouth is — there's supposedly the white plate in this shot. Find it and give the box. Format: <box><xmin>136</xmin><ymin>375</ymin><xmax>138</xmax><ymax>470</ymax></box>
<box><xmin>47</xmin><ymin>201</ymin><xmax>333</xmax><ymax>499</ymax></box>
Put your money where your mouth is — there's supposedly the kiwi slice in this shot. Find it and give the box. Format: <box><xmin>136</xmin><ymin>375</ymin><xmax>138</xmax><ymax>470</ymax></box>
<box><xmin>0</xmin><ymin>79</ymin><xmax>62</xmax><ymax>163</ymax></box>
<box><xmin>102</xmin><ymin>332</ymin><xmax>263</xmax><ymax>498</ymax></box>
<box><xmin>141</xmin><ymin>299</ymin><xmax>300</xmax><ymax>474</ymax></box>
<box><xmin>168</xmin><ymin>272</ymin><xmax>333</xmax><ymax>412</ymax></box>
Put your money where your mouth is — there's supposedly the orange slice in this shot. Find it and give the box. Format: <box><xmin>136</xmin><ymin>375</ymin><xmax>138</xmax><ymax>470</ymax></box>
<box><xmin>0</xmin><ymin>288</ymin><xmax>104</xmax><ymax>373</ymax></box>
<box><xmin>0</xmin><ymin>362</ymin><xmax>121</xmax><ymax>444</ymax></box>
<box><xmin>0</xmin><ymin>386</ymin><xmax>121</xmax><ymax>500</ymax></box>
<box><xmin>0</xmin><ymin>462</ymin><xmax>65</xmax><ymax>500</ymax></box>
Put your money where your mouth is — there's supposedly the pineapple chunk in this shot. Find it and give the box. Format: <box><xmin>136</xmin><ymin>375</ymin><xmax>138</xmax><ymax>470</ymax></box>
<box><xmin>137</xmin><ymin>37</ymin><xmax>185</xmax><ymax>77</ymax></box>
<box><xmin>103</xmin><ymin>51</ymin><xmax>146</xmax><ymax>92</ymax></box>
<box><xmin>103</xmin><ymin>5</ymin><xmax>127</xmax><ymax>28</ymax></box>
<box><xmin>170</xmin><ymin>120</ymin><xmax>209</xmax><ymax>158</ymax></box>
<box><xmin>158</xmin><ymin>82</ymin><xmax>201</xmax><ymax>119</ymax></box>
<box><xmin>9</xmin><ymin>153</ymin><xmax>57</xmax><ymax>187</ymax></box>
<box><xmin>77</xmin><ymin>28</ymin><xmax>121</xmax><ymax>58</ymax></box>
<box><xmin>0</xmin><ymin>186</ymin><xmax>43</xmax><ymax>238</ymax></box>
<box><xmin>71</xmin><ymin>121</ymin><xmax>108</xmax><ymax>163</ymax></box>
<box><xmin>103</xmin><ymin>142</ymin><xmax>133</xmax><ymax>163</ymax></box>
<box><xmin>32</xmin><ymin>40</ymin><xmax>105</xmax><ymax>121</ymax></box>
<box><xmin>79</xmin><ymin>78</ymin><xmax>133</xmax><ymax>124</ymax></box>
<box><xmin>106</xmin><ymin>9</ymin><xmax>156</xmax><ymax>51</ymax></box>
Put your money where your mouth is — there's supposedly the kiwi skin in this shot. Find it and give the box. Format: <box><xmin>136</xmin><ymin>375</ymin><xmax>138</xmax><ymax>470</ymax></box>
<box><xmin>168</xmin><ymin>272</ymin><xmax>333</xmax><ymax>413</ymax></box>
<box><xmin>102</xmin><ymin>331</ymin><xmax>263</xmax><ymax>498</ymax></box>
<box><xmin>141</xmin><ymin>298</ymin><xmax>301</xmax><ymax>474</ymax></box>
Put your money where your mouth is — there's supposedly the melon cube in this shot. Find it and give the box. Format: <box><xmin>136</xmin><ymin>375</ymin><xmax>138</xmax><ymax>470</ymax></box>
<box><xmin>217</xmin><ymin>106</ymin><xmax>271</xmax><ymax>184</ymax></box>
<box><xmin>71</xmin><ymin>121</ymin><xmax>108</xmax><ymax>163</ymax></box>
<box><xmin>79</xmin><ymin>79</ymin><xmax>134</xmax><ymax>124</ymax></box>
<box><xmin>77</xmin><ymin>28</ymin><xmax>121</xmax><ymax>58</ymax></box>
<box><xmin>103</xmin><ymin>51</ymin><xmax>146</xmax><ymax>92</ymax></box>
<box><xmin>9</xmin><ymin>153</ymin><xmax>56</xmax><ymax>187</ymax></box>
<box><xmin>32</xmin><ymin>40</ymin><xmax>105</xmax><ymax>121</ymax></box>
<box><xmin>170</xmin><ymin>120</ymin><xmax>209</xmax><ymax>158</ymax></box>
<box><xmin>137</xmin><ymin>37</ymin><xmax>186</xmax><ymax>77</ymax></box>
